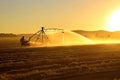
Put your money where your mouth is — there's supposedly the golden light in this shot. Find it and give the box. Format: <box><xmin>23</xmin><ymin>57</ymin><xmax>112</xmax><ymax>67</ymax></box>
<box><xmin>107</xmin><ymin>9</ymin><xmax>120</xmax><ymax>32</ymax></box>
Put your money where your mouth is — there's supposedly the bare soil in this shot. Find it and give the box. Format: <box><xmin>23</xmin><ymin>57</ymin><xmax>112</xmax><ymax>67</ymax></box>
<box><xmin>1</xmin><ymin>38</ymin><xmax>120</xmax><ymax>80</ymax></box>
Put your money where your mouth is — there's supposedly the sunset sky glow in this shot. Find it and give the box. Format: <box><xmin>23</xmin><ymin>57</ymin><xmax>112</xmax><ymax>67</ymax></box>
<box><xmin>1</xmin><ymin>0</ymin><xmax>120</xmax><ymax>33</ymax></box>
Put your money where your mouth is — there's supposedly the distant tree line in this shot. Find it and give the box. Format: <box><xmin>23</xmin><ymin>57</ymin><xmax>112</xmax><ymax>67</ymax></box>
<box><xmin>0</xmin><ymin>33</ymin><xmax>17</xmax><ymax>37</ymax></box>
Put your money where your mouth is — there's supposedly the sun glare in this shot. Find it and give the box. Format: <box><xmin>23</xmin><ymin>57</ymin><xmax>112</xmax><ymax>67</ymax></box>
<box><xmin>107</xmin><ymin>9</ymin><xmax>120</xmax><ymax>32</ymax></box>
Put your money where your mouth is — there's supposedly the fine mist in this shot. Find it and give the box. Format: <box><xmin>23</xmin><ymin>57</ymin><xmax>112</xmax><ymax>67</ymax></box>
<box><xmin>30</xmin><ymin>30</ymin><xmax>94</xmax><ymax>47</ymax></box>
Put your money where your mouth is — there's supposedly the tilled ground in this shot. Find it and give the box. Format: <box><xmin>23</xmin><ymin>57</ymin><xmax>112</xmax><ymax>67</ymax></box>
<box><xmin>1</xmin><ymin>44</ymin><xmax>120</xmax><ymax>80</ymax></box>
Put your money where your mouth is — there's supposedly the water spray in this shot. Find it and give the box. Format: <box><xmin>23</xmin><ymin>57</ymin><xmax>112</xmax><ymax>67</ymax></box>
<box><xmin>20</xmin><ymin>27</ymin><xmax>64</xmax><ymax>46</ymax></box>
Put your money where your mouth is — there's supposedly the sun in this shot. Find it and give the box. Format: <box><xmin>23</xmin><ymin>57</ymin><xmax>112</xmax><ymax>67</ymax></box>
<box><xmin>107</xmin><ymin>9</ymin><xmax>120</xmax><ymax>32</ymax></box>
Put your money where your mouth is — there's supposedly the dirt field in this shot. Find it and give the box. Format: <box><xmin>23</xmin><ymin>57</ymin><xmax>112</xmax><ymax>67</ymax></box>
<box><xmin>1</xmin><ymin>38</ymin><xmax>120</xmax><ymax>80</ymax></box>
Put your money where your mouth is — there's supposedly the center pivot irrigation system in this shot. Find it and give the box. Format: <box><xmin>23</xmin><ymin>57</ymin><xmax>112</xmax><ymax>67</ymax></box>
<box><xmin>20</xmin><ymin>27</ymin><xmax>64</xmax><ymax>46</ymax></box>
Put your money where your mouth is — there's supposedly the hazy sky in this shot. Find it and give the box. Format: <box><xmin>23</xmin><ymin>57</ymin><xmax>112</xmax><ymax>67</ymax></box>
<box><xmin>1</xmin><ymin>0</ymin><xmax>120</xmax><ymax>33</ymax></box>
